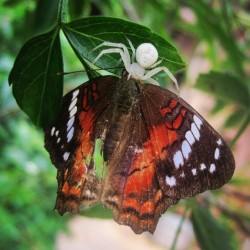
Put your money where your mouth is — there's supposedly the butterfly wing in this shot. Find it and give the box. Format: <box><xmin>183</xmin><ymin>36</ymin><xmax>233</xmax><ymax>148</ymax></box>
<box><xmin>139</xmin><ymin>83</ymin><xmax>235</xmax><ymax>199</ymax></box>
<box><xmin>44</xmin><ymin>76</ymin><xmax>119</xmax><ymax>214</ymax></box>
<box><xmin>100</xmin><ymin>92</ymin><xmax>179</xmax><ymax>234</ymax></box>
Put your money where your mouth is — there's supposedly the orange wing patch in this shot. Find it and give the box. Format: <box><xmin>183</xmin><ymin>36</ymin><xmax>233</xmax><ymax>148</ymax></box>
<box><xmin>55</xmin><ymin>112</ymin><xmax>95</xmax><ymax>214</ymax></box>
<box><xmin>115</xmin><ymin>138</ymin><xmax>172</xmax><ymax>233</ymax></box>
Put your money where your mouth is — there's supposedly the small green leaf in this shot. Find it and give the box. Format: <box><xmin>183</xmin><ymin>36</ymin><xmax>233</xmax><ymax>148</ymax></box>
<box><xmin>62</xmin><ymin>16</ymin><xmax>185</xmax><ymax>76</ymax></box>
<box><xmin>191</xmin><ymin>204</ymin><xmax>236</xmax><ymax>250</ymax></box>
<box><xmin>9</xmin><ymin>28</ymin><xmax>63</xmax><ymax>127</ymax></box>
<box><xmin>230</xmin><ymin>112</ymin><xmax>250</xmax><ymax>147</ymax></box>
<box><xmin>187</xmin><ymin>1</ymin><xmax>244</xmax><ymax>75</ymax></box>
<box><xmin>230</xmin><ymin>176</ymin><xmax>250</xmax><ymax>186</ymax></box>
<box><xmin>224</xmin><ymin>109</ymin><xmax>245</xmax><ymax>128</ymax></box>
<box><xmin>211</xmin><ymin>100</ymin><xmax>226</xmax><ymax>114</ymax></box>
<box><xmin>195</xmin><ymin>71</ymin><xmax>250</xmax><ymax>109</ymax></box>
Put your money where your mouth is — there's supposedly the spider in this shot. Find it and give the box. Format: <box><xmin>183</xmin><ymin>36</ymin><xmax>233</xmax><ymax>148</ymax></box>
<box><xmin>92</xmin><ymin>39</ymin><xmax>179</xmax><ymax>92</ymax></box>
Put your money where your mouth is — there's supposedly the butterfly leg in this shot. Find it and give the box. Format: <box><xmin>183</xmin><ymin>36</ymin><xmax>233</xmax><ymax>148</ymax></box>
<box><xmin>150</xmin><ymin>59</ymin><xmax>163</xmax><ymax>68</ymax></box>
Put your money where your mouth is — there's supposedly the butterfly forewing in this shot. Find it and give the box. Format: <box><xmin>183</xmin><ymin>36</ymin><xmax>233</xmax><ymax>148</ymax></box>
<box><xmin>139</xmin><ymin>84</ymin><xmax>235</xmax><ymax>199</ymax></box>
<box><xmin>44</xmin><ymin>76</ymin><xmax>118</xmax><ymax>214</ymax></box>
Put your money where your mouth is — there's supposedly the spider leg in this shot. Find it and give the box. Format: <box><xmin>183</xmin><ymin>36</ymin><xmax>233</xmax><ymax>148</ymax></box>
<box><xmin>150</xmin><ymin>59</ymin><xmax>162</xmax><ymax>68</ymax></box>
<box><xmin>142</xmin><ymin>66</ymin><xmax>179</xmax><ymax>94</ymax></box>
<box><xmin>145</xmin><ymin>77</ymin><xmax>160</xmax><ymax>86</ymax></box>
<box><xmin>93</xmin><ymin>48</ymin><xmax>131</xmax><ymax>73</ymax></box>
<box><xmin>92</xmin><ymin>42</ymin><xmax>131</xmax><ymax>64</ymax></box>
<box><xmin>126</xmin><ymin>38</ymin><xmax>136</xmax><ymax>62</ymax></box>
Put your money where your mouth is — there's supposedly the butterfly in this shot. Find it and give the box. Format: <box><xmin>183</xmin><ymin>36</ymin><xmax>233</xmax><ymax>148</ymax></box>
<box><xmin>44</xmin><ymin>73</ymin><xmax>235</xmax><ymax>234</ymax></box>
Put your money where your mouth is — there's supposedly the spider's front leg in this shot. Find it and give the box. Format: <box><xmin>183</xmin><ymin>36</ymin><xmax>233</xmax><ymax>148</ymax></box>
<box><xmin>126</xmin><ymin>38</ymin><xmax>136</xmax><ymax>62</ymax></box>
<box><xmin>143</xmin><ymin>66</ymin><xmax>179</xmax><ymax>93</ymax></box>
<box><xmin>92</xmin><ymin>41</ymin><xmax>132</xmax><ymax>67</ymax></box>
<box><xmin>93</xmin><ymin>48</ymin><xmax>131</xmax><ymax>73</ymax></box>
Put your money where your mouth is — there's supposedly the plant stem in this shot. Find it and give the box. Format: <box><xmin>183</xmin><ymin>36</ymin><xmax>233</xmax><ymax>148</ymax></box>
<box><xmin>170</xmin><ymin>205</ymin><xmax>190</xmax><ymax>250</ymax></box>
<box><xmin>57</xmin><ymin>0</ymin><xmax>68</xmax><ymax>24</ymax></box>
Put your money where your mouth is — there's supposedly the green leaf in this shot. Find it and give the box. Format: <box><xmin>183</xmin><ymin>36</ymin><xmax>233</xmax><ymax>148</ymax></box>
<box><xmin>230</xmin><ymin>176</ymin><xmax>250</xmax><ymax>186</ymax></box>
<box><xmin>230</xmin><ymin>112</ymin><xmax>250</xmax><ymax>147</ymax></box>
<box><xmin>191</xmin><ymin>204</ymin><xmax>236</xmax><ymax>250</ymax></box>
<box><xmin>62</xmin><ymin>16</ymin><xmax>185</xmax><ymax>76</ymax></box>
<box><xmin>186</xmin><ymin>1</ymin><xmax>244</xmax><ymax>75</ymax></box>
<box><xmin>9</xmin><ymin>28</ymin><xmax>63</xmax><ymax>127</ymax></box>
<box><xmin>224</xmin><ymin>109</ymin><xmax>245</xmax><ymax>128</ymax></box>
<box><xmin>195</xmin><ymin>71</ymin><xmax>250</xmax><ymax>109</ymax></box>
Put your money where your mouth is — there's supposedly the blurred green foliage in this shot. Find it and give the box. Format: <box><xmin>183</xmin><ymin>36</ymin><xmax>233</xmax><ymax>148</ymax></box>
<box><xmin>1</xmin><ymin>0</ymin><xmax>250</xmax><ymax>249</ymax></box>
<box><xmin>0</xmin><ymin>117</ymin><xmax>67</xmax><ymax>250</ymax></box>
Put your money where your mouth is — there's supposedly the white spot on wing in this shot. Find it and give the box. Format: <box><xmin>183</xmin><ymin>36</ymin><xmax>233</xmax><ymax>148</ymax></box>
<box><xmin>214</xmin><ymin>148</ymin><xmax>220</xmax><ymax>160</ymax></box>
<box><xmin>200</xmin><ymin>163</ymin><xmax>206</xmax><ymax>170</ymax></box>
<box><xmin>67</xmin><ymin>126</ymin><xmax>74</xmax><ymax>142</ymax></box>
<box><xmin>165</xmin><ymin>176</ymin><xmax>176</xmax><ymax>187</ymax></box>
<box><xmin>191</xmin><ymin>123</ymin><xmax>200</xmax><ymax>140</ymax></box>
<box><xmin>180</xmin><ymin>172</ymin><xmax>185</xmax><ymax>178</ymax></box>
<box><xmin>209</xmin><ymin>163</ymin><xmax>216</xmax><ymax>173</ymax></box>
<box><xmin>69</xmin><ymin>98</ymin><xmax>77</xmax><ymax>111</ymax></box>
<box><xmin>173</xmin><ymin>151</ymin><xmax>184</xmax><ymax>169</ymax></box>
<box><xmin>57</xmin><ymin>137</ymin><xmax>61</xmax><ymax>143</ymax></box>
<box><xmin>69</xmin><ymin>106</ymin><xmax>77</xmax><ymax>118</ymax></box>
<box><xmin>185</xmin><ymin>130</ymin><xmax>195</xmax><ymax>145</ymax></box>
<box><xmin>194</xmin><ymin>115</ymin><xmax>203</xmax><ymax>129</ymax></box>
<box><xmin>51</xmin><ymin>127</ymin><xmax>55</xmax><ymax>136</ymax></box>
<box><xmin>72</xmin><ymin>89</ymin><xmax>79</xmax><ymax>100</ymax></box>
<box><xmin>67</xmin><ymin>116</ymin><xmax>75</xmax><ymax>131</ymax></box>
<box><xmin>192</xmin><ymin>168</ymin><xmax>197</xmax><ymax>175</ymax></box>
<box><xmin>63</xmin><ymin>152</ymin><xmax>70</xmax><ymax>161</ymax></box>
<box><xmin>217</xmin><ymin>139</ymin><xmax>222</xmax><ymax>145</ymax></box>
<box><xmin>182</xmin><ymin>140</ymin><xmax>191</xmax><ymax>159</ymax></box>
<box><xmin>55</xmin><ymin>130</ymin><xmax>59</xmax><ymax>137</ymax></box>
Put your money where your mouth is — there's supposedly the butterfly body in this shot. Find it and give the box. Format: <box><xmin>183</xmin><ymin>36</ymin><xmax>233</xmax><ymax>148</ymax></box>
<box><xmin>45</xmin><ymin>75</ymin><xmax>235</xmax><ymax>234</ymax></box>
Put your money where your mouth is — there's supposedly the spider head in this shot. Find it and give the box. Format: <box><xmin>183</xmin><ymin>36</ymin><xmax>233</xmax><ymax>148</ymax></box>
<box><xmin>135</xmin><ymin>43</ymin><xmax>158</xmax><ymax>69</ymax></box>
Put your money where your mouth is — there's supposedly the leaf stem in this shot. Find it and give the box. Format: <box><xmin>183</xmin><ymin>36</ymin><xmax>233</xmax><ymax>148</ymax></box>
<box><xmin>170</xmin><ymin>205</ymin><xmax>190</xmax><ymax>250</ymax></box>
<box><xmin>230</xmin><ymin>112</ymin><xmax>250</xmax><ymax>147</ymax></box>
<box><xmin>57</xmin><ymin>0</ymin><xmax>68</xmax><ymax>24</ymax></box>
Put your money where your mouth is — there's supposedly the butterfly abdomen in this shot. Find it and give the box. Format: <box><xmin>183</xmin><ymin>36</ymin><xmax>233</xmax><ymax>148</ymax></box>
<box><xmin>102</xmin><ymin>78</ymin><xmax>140</xmax><ymax>162</ymax></box>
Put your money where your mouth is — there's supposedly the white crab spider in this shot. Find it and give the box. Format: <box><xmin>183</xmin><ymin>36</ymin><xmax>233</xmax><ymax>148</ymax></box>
<box><xmin>92</xmin><ymin>39</ymin><xmax>179</xmax><ymax>92</ymax></box>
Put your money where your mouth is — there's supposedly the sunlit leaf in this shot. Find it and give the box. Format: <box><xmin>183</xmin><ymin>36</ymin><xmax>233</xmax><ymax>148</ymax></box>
<box><xmin>62</xmin><ymin>16</ymin><xmax>185</xmax><ymax>76</ymax></box>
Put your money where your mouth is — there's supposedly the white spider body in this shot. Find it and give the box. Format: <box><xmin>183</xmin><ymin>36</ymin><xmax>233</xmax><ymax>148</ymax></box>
<box><xmin>92</xmin><ymin>39</ymin><xmax>179</xmax><ymax>91</ymax></box>
<box><xmin>135</xmin><ymin>43</ymin><xmax>158</xmax><ymax>68</ymax></box>
<box><xmin>130</xmin><ymin>62</ymin><xmax>145</xmax><ymax>79</ymax></box>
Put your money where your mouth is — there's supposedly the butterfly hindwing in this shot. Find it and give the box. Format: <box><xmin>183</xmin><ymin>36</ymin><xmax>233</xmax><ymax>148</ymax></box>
<box><xmin>99</xmin><ymin>89</ymin><xmax>179</xmax><ymax>233</ymax></box>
